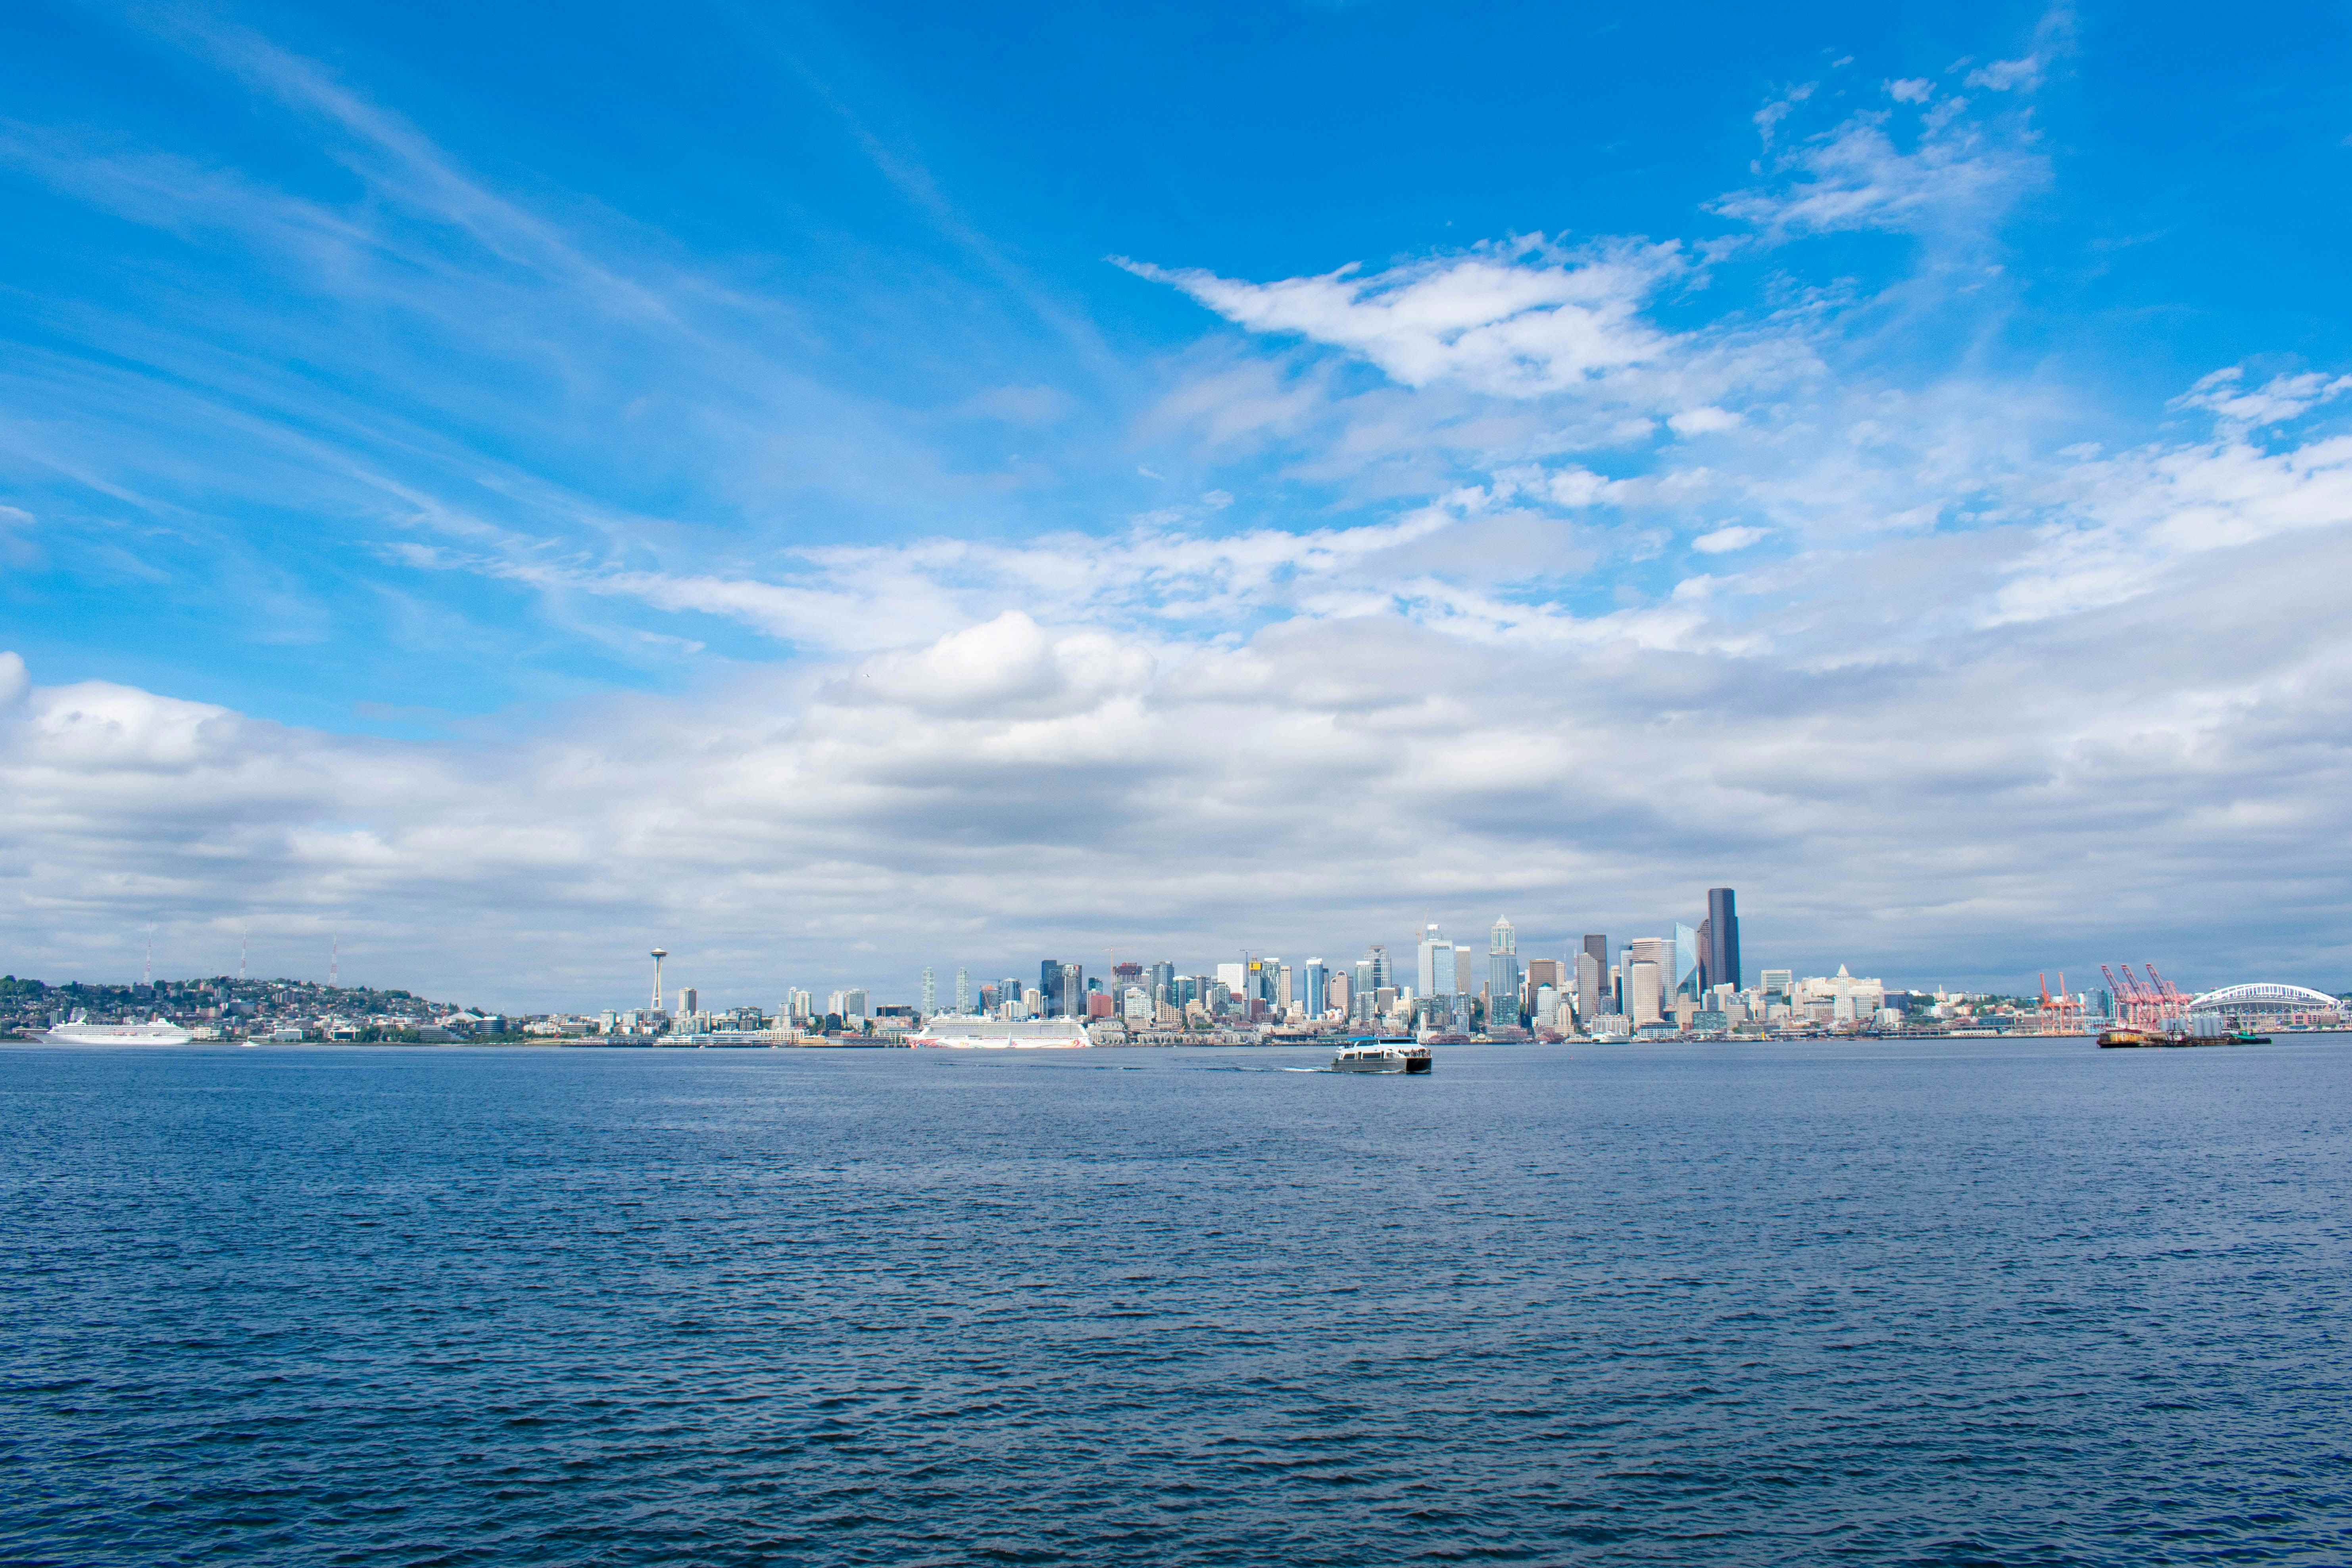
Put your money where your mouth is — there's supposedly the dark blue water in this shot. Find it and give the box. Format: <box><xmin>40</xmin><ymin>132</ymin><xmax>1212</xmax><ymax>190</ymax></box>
<box><xmin>4</xmin><ymin>1039</ymin><xmax>2349</xmax><ymax>1565</ymax></box>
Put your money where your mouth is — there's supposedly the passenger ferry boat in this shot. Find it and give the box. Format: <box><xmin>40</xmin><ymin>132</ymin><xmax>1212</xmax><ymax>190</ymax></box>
<box><xmin>1331</xmin><ymin>1037</ymin><xmax>1431</xmax><ymax>1074</ymax></box>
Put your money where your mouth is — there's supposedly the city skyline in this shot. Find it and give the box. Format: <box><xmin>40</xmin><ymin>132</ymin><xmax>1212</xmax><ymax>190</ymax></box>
<box><xmin>10</xmin><ymin>879</ymin><xmax>2340</xmax><ymax>1017</ymax></box>
<box><xmin>4</xmin><ymin>4</ymin><xmax>2350</xmax><ymax>1006</ymax></box>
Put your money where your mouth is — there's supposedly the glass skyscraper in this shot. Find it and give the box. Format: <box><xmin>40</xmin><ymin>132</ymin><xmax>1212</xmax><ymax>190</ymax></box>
<box><xmin>1672</xmin><ymin>924</ymin><xmax>1701</xmax><ymax>999</ymax></box>
<box><xmin>1704</xmin><ymin>887</ymin><xmax>1741</xmax><ymax>992</ymax></box>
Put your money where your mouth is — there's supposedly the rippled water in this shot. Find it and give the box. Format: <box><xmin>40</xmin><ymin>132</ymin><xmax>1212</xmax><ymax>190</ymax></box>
<box><xmin>4</xmin><ymin>1038</ymin><xmax>2349</xmax><ymax>1564</ymax></box>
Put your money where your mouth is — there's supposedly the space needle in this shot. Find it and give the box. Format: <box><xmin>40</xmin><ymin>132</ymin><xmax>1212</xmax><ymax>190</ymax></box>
<box><xmin>649</xmin><ymin>947</ymin><xmax>668</xmax><ymax>1013</ymax></box>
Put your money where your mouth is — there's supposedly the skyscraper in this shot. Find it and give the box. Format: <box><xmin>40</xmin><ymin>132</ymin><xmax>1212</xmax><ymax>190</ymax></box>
<box><xmin>1672</xmin><ymin>924</ymin><xmax>1700</xmax><ymax>999</ymax></box>
<box><xmin>1705</xmin><ymin>887</ymin><xmax>1742</xmax><ymax>992</ymax></box>
<box><xmin>1487</xmin><ymin>916</ymin><xmax>1520</xmax><ymax>1023</ymax></box>
<box><xmin>1418</xmin><ymin>925</ymin><xmax>1455</xmax><ymax>998</ymax></box>
<box><xmin>1302</xmin><ymin>959</ymin><xmax>1328</xmax><ymax>1017</ymax></box>
<box><xmin>954</xmin><ymin>968</ymin><xmax>973</xmax><ymax>1012</ymax></box>
<box><xmin>920</xmin><ymin>967</ymin><xmax>937</xmax><ymax>1016</ymax></box>
<box><xmin>1623</xmin><ymin>937</ymin><xmax>1670</xmax><ymax>1017</ymax></box>
<box><xmin>1061</xmin><ymin>962</ymin><xmax>1084</xmax><ymax>1017</ymax></box>
<box><xmin>1628</xmin><ymin>961</ymin><xmax>1663</xmax><ymax>1026</ymax></box>
<box><xmin>1576</xmin><ymin>949</ymin><xmax>1603</xmax><ymax>1022</ymax></box>
<box><xmin>1039</xmin><ymin>959</ymin><xmax>1062</xmax><ymax>1017</ymax></box>
<box><xmin>1149</xmin><ymin>961</ymin><xmax>1175</xmax><ymax>1007</ymax></box>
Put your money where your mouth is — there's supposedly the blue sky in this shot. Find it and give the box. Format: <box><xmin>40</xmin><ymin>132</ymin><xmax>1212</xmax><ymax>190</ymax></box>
<box><xmin>4</xmin><ymin>0</ymin><xmax>2350</xmax><ymax>1005</ymax></box>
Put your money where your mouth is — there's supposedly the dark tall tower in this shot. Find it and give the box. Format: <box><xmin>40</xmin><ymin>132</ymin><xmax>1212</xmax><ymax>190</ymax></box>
<box><xmin>1582</xmin><ymin>934</ymin><xmax>1608</xmax><ymax>968</ymax></box>
<box><xmin>1039</xmin><ymin>959</ymin><xmax>1062</xmax><ymax>1016</ymax></box>
<box><xmin>1704</xmin><ymin>888</ymin><xmax>1741</xmax><ymax>992</ymax></box>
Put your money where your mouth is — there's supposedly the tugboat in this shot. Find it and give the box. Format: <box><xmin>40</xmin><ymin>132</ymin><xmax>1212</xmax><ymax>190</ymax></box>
<box><xmin>1331</xmin><ymin>1038</ymin><xmax>1432</xmax><ymax>1074</ymax></box>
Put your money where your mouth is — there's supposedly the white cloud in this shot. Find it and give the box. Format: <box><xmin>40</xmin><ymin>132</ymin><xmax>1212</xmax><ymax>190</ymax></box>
<box><xmin>1691</xmin><ymin>525</ymin><xmax>1769</xmax><ymax>553</ymax></box>
<box><xmin>2169</xmin><ymin>367</ymin><xmax>2352</xmax><ymax>429</ymax></box>
<box><xmin>1712</xmin><ymin>99</ymin><xmax>2048</xmax><ymax>241</ymax></box>
<box><xmin>1965</xmin><ymin>7</ymin><xmax>2074</xmax><ymax>92</ymax></box>
<box><xmin>11</xmin><ymin>423</ymin><xmax>2352</xmax><ymax>1005</ymax></box>
<box><xmin>1118</xmin><ymin>238</ymin><xmax>1686</xmax><ymax>399</ymax></box>
<box><xmin>1886</xmin><ymin>78</ymin><xmax>1933</xmax><ymax>103</ymax></box>
<box><xmin>1669</xmin><ymin>406</ymin><xmax>1740</xmax><ymax>436</ymax></box>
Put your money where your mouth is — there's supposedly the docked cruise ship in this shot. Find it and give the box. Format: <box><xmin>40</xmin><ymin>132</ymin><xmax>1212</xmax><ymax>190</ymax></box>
<box><xmin>43</xmin><ymin>1013</ymin><xmax>196</xmax><ymax>1045</ymax></box>
<box><xmin>905</xmin><ymin>1015</ymin><xmax>1092</xmax><ymax>1049</ymax></box>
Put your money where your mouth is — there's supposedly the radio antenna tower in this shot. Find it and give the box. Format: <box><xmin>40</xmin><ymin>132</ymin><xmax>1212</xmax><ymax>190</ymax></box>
<box><xmin>239</xmin><ymin>931</ymin><xmax>248</xmax><ymax>982</ymax></box>
<box><xmin>143</xmin><ymin>926</ymin><xmax>153</xmax><ymax>988</ymax></box>
<box><xmin>650</xmin><ymin>947</ymin><xmax>669</xmax><ymax>1011</ymax></box>
<box><xmin>331</xmin><ymin>936</ymin><xmax>339</xmax><ymax>989</ymax></box>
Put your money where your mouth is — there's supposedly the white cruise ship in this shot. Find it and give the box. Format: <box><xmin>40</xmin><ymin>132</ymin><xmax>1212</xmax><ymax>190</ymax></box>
<box><xmin>43</xmin><ymin>1013</ymin><xmax>196</xmax><ymax>1045</ymax></box>
<box><xmin>905</xmin><ymin>1015</ymin><xmax>1091</xmax><ymax>1049</ymax></box>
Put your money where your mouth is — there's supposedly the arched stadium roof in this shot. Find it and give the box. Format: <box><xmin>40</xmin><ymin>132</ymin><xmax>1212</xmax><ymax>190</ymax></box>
<box><xmin>2188</xmin><ymin>982</ymin><xmax>2342</xmax><ymax>1012</ymax></box>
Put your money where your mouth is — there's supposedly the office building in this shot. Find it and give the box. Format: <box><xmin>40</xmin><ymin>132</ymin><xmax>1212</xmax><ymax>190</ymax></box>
<box><xmin>1628</xmin><ymin>961</ymin><xmax>1664</xmax><ymax>1026</ymax></box>
<box><xmin>1419</xmin><ymin>925</ymin><xmax>1455</xmax><ymax>998</ymax></box>
<box><xmin>1039</xmin><ymin>960</ymin><xmax>1063</xmax><ymax>1017</ymax></box>
<box><xmin>1672</xmin><ymin>924</ymin><xmax>1700</xmax><ymax>999</ymax></box>
<box><xmin>1487</xmin><ymin>915</ymin><xmax>1520</xmax><ymax>1023</ymax></box>
<box><xmin>1149</xmin><ymin>962</ymin><xmax>1175</xmax><ymax>1007</ymax></box>
<box><xmin>954</xmin><ymin>968</ymin><xmax>972</xmax><ymax>1012</ymax></box>
<box><xmin>920</xmin><ymin>968</ymin><xmax>936</xmax><ymax>1016</ymax></box>
<box><xmin>1704</xmin><ymin>888</ymin><xmax>1741</xmax><ymax>992</ymax></box>
<box><xmin>1061</xmin><ymin>963</ymin><xmax>1083</xmax><ymax>1018</ymax></box>
<box><xmin>1575</xmin><ymin>949</ymin><xmax>1603</xmax><ymax>1023</ymax></box>
<box><xmin>1301</xmin><ymin>959</ymin><xmax>1328</xmax><ymax>1017</ymax></box>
